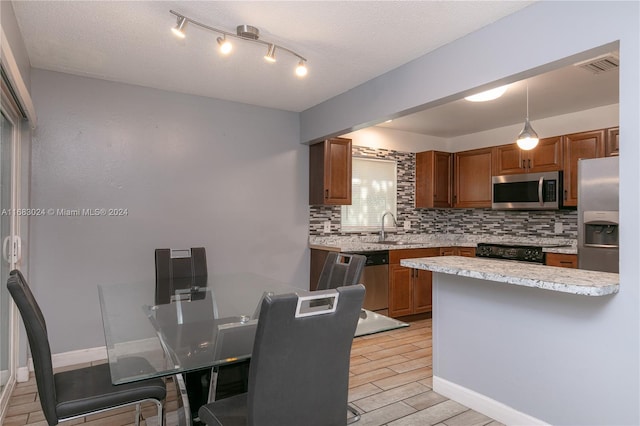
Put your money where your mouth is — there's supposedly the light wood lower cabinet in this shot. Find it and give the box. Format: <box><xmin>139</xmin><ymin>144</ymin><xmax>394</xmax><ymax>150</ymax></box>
<box><xmin>388</xmin><ymin>248</ymin><xmax>440</xmax><ymax>318</ymax></box>
<box><xmin>440</xmin><ymin>247</ymin><xmax>476</xmax><ymax>257</ymax></box>
<box><xmin>545</xmin><ymin>253</ymin><xmax>578</xmax><ymax>268</ymax></box>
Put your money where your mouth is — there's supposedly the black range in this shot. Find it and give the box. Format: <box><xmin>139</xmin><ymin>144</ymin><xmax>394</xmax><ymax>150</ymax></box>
<box><xmin>475</xmin><ymin>242</ymin><xmax>568</xmax><ymax>264</ymax></box>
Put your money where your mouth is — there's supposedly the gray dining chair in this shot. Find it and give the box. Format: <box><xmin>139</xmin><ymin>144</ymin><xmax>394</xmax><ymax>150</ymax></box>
<box><xmin>198</xmin><ymin>284</ymin><xmax>365</xmax><ymax>426</ymax></box>
<box><xmin>316</xmin><ymin>252</ymin><xmax>366</xmax><ymax>290</ymax></box>
<box><xmin>6</xmin><ymin>269</ymin><xmax>166</xmax><ymax>426</ymax></box>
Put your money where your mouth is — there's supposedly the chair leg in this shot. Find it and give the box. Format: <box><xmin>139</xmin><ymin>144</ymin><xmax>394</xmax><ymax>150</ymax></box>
<box><xmin>207</xmin><ymin>367</ymin><xmax>219</xmax><ymax>403</ymax></box>
<box><xmin>135</xmin><ymin>403</ymin><xmax>141</xmax><ymax>426</ymax></box>
<box><xmin>347</xmin><ymin>403</ymin><xmax>361</xmax><ymax>424</ymax></box>
<box><xmin>156</xmin><ymin>399</ymin><xmax>165</xmax><ymax>426</ymax></box>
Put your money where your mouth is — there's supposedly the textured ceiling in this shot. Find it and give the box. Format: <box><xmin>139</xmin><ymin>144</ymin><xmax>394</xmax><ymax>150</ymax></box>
<box><xmin>12</xmin><ymin>1</ymin><xmax>533</xmax><ymax>112</ymax></box>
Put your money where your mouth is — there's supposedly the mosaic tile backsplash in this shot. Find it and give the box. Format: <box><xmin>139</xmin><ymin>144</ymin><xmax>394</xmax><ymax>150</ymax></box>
<box><xmin>309</xmin><ymin>146</ymin><xmax>578</xmax><ymax>239</ymax></box>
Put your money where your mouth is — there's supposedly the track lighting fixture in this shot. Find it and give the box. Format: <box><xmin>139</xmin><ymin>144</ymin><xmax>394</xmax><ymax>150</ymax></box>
<box><xmin>264</xmin><ymin>44</ymin><xmax>277</xmax><ymax>63</ymax></box>
<box><xmin>516</xmin><ymin>85</ymin><xmax>539</xmax><ymax>150</ymax></box>
<box><xmin>169</xmin><ymin>10</ymin><xmax>308</xmax><ymax>77</ymax></box>
<box><xmin>171</xmin><ymin>16</ymin><xmax>187</xmax><ymax>39</ymax></box>
<box><xmin>295</xmin><ymin>60</ymin><xmax>308</xmax><ymax>77</ymax></box>
<box><xmin>217</xmin><ymin>36</ymin><xmax>232</xmax><ymax>55</ymax></box>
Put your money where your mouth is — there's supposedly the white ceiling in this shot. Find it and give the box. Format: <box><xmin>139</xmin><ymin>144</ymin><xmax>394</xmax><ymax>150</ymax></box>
<box><xmin>377</xmin><ymin>61</ymin><xmax>619</xmax><ymax>137</ymax></box>
<box><xmin>12</xmin><ymin>1</ymin><xmax>534</xmax><ymax>113</ymax></box>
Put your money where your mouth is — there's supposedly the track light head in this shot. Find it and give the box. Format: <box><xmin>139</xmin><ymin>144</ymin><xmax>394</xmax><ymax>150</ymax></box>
<box><xmin>295</xmin><ymin>60</ymin><xmax>308</xmax><ymax>77</ymax></box>
<box><xmin>217</xmin><ymin>36</ymin><xmax>232</xmax><ymax>55</ymax></box>
<box><xmin>171</xmin><ymin>16</ymin><xmax>187</xmax><ymax>38</ymax></box>
<box><xmin>169</xmin><ymin>10</ymin><xmax>308</xmax><ymax>78</ymax></box>
<box><xmin>264</xmin><ymin>44</ymin><xmax>277</xmax><ymax>63</ymax></box>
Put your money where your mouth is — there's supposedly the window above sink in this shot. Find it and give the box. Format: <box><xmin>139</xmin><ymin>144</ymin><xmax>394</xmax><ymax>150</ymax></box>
<box><xmin>341</xmin><ymin>157</ymin><xmax>397</xmax><ymax>231</ymax></box>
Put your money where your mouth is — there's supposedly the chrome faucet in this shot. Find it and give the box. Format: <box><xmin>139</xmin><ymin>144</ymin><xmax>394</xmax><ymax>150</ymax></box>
<box><xmin>380</xmin><ymin>210</ymin><xmax>398</xmax><ymax>242</ymax></box>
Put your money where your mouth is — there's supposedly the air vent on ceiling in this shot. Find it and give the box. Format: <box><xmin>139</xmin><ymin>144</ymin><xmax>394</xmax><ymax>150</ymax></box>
<box><xmin>574</xmin><ymin>53</ymin><xmax>619</xmax><ymax>74</ymax></box>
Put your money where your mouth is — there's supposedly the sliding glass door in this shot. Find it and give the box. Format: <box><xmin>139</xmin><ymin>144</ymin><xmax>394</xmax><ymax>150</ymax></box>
<box><xmin>0</xmin><ymin>85</ymin><xmax>22</xmax><ymax>414</ymax></box>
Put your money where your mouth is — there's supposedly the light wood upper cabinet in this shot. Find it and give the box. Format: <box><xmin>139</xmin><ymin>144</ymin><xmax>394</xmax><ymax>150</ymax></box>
<box><xmin>453</xmin><ymin>147</ymin><xmax>493</xmax><ymax>208</ymax></box>
<box><xmin>562</xmin><ymin>130</ymin><xmax>605</xmax><ymax>207</ymax></box>
<box><xmin>493</xmin><ymin>137</ymin><xmax>563</xmax><ymax>175</ymax></box>
<box><xmin>415</xmin><ymin>151</ymin><xmax>452</xmax><ymax>208</ymax></box>
<box><xmin>309</xmin><ymin>138</ymin><xmax>352</xmax><ymax>205</ymax></box>
<box><xmin>606</xmin><ymin>127</ymin><xmax>619</xmax><ymax>157</ymax></box>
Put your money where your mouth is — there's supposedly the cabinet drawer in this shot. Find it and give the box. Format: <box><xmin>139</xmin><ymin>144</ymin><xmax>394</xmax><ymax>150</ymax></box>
<box><xmin>545</xmin><ymin>253</ymin><xmax>578</xmax><ymax>268</ymax></box>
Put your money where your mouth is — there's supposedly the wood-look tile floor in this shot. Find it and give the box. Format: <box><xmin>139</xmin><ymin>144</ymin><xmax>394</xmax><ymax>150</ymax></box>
<box><xmin>4</xmin><ymin>318</ymin><xmax>502</xmax><ymax>426</ymax></box>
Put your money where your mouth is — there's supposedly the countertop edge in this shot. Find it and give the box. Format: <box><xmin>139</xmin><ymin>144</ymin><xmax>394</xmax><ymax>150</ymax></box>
<box><xmin>400</xmin><ymin>257</ymin><xmax>619</xmax><ymax>297</ymax></box>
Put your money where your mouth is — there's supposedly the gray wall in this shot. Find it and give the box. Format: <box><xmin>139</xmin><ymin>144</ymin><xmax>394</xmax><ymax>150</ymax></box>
<box><xmin>433</xmin><ymin>273</ymin><xmax>634</xmax><ymax>425</ymax></box>
<box><xmin>300</xmin><ymin>1</ymin><xmax>639</xmax><ymax>424</ymax></box>
<box><xmin>29</xmin><ymin>69</ymin><xmax>308</xmax><ymax>353</ymax></box>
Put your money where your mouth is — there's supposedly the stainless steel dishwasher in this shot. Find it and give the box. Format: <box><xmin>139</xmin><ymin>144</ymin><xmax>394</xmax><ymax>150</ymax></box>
<box><xmin>351</xmin><ymin>251</ymin><xmax>389</xmax><ymax>312</ymax></box>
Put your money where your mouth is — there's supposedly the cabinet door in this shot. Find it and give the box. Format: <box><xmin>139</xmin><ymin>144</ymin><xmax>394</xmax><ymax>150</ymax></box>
<box><xmin>413</xmin><ymin>269</ymin><xmax>433</xmax><ymax>313</ymax></box>
<box><xmin>310</xmin><ymin>249</ymin><xmax>331</xmax><ymax>291</ymax></box>
<box><xmin>606</xmin><ymin>127</ymin><xmax>619</xmax><ymax>157</ymax></box>
<box><xmin>439</xmin><ymin>247</ymin><xmax>456</xmax><ymax>256</ymax></box>
<box><xmin>493</xmin><ymin>144</ymin><xmax>524</xmax><ymax>175</ymax></box>
<box><xmin>309</xmin><ymin>138</ymin><xmax>352</xmax><ymax>205</ymax></box>
<box><xmin>325</xmin><ymin>138</ymin><xmax>352</xmax><ymax>204</ymax></box>
<box><xmin>415</xmin><ymin>151</ymin><xmax>451</xmax><ymax>208</ymax></box>
<box><xmin>389</xmin><ymin>265</ymin><xmax>413</xmax><ymax>317</ymax></box>
<box><xmin>528</xmin><ymin>136</ymin><xmax>563</xmax><ymax>173</ymax></box>
<box><xmin>454</xmin><ymin>148</ymin><xmax>493</xmax><ymax>208</ymax></box>
<box><xmin>563</xmin><ymin>130</ymin><xmax>605</xmax><ymax>207</ymax></box>
<box><xmin>457</xmin><ymin>247</ymin><xmax>476</xmax><ymax>257</ymax></box>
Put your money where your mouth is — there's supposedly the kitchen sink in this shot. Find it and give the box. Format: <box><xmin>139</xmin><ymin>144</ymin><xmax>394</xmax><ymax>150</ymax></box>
<box><xmin>375</xmin><ymin>240</ymin><xmax>409</xmax><ymax>245</ymax></box>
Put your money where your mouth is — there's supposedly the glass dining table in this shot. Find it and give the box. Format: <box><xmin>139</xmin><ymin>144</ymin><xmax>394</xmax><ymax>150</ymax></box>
<box><xmin>98</xmin><ymin>273</ymin><xmax>408</xmax><ymax>424</ymax></box>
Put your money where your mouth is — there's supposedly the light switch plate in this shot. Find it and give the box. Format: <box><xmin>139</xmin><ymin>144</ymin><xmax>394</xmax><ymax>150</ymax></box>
<box><xmin>404</xmin><ymin>220</ymin><xmax>411</xmax><ymax>230</ymax></box>
<box><xmin>323</xmin><ymin>221</ymin><xmax>331</xmax><ymax>233</ymax></box>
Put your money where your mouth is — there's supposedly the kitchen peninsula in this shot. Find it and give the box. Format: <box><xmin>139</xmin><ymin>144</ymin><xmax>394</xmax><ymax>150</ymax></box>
<box><xmin>399</xmin><ymin>254</ymin><xmax>619</xmax><ymax>425</ymax></box>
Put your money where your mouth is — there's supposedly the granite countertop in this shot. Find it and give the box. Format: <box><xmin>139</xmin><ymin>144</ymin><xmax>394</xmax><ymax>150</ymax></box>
<box><xmin>401</xmin><ymin>256</ymin><xmax>618</xmax><ymax>296</ymax></box>
<box><xmin>309</xmin><ymin>235</ymin><xmax>577</xmax><ymax>254</ymax></box>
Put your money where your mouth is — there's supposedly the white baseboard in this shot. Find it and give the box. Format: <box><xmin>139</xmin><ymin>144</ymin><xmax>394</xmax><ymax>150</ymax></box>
<box><xmin>16</xmin><ymin>367</ymin><xmax>29</xmax><ymax>383</ymax></box>
<box><xmin>27</xmin><ymin>346</ymin><xmax>108</xmax><ymax>373</ymax></box>
<box><xmin>433</xmin><ymin>376</ymin><xmax>550</xmax><ymax>426</ymax></box>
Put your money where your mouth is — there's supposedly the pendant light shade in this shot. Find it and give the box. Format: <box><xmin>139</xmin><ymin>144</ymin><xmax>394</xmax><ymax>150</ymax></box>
<box><xmin>516</xmin><ymin>85</ymin><xmax>539</xmax><ymax>150</ymax></box>
<box><xmin>516</xmin><ymin>118</ymin><xmax>539</xmax><ymax>150</ymax></box>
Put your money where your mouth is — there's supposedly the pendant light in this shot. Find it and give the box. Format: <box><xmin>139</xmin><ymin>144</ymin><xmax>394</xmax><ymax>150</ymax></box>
<box><xmin>516</xmin><ymin>85</ymin><xmax>539</xmax><ymax>150</ymax></box>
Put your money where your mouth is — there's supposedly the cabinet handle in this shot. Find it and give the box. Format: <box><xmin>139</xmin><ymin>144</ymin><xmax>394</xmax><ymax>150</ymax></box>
<box><xmin>522</xmin><ymin>159</ymin><xmax>525</xmax><ymax>169</ymax></box>
<box><xmin>325</xmin><ymin>189</ymin><xmax>329</xmax><ymax>199</ymax></box>
<box><xmin>528</xmin><ymin>159</ymin><xmax>532</xmax><ymax>168</ymax></box>
<box><xmin>564</xmin><ymin>190</ymin><xmax>567</xmax><ymax>201</ymax></box>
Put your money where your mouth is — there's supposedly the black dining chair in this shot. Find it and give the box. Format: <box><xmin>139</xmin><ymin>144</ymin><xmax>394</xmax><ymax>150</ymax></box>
<box><xmin>155</xmin><ymin>247</ymin><xmax>208</xmax><ymax>304</ymax></box>
<box><xmin>6</xmin><ymin>269</ymin><xmax>166</xmax><ymax>426</ymax></box>
<box><xmin>316</xmin><ymin>252</ymin><xmax>366</xmax><ymax>290</ymax></box>
<box><xmin>198</xmin><ymin>284</ymin><xmax>366</xmax><ymax>426</ymax></box>
<box><xmin>155</xmin><ymin>247</ymin><xmax>248</xmax><ymax>420</ymax></box>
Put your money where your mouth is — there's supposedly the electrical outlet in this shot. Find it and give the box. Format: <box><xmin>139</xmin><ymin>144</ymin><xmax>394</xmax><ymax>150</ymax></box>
<box><xmin>323</xmin><ymin>221</ymin><xmax>331</xmax><ymax>233</ymax></box>
<box><xmin>554</xmin><ymin>222</ymin><xmax>563</xmax><ymax>234</ymax></box>
<box><xmin>404</xmin><ymin>220</ymin><xmax>411</xmax><ymax>230</ymax></box>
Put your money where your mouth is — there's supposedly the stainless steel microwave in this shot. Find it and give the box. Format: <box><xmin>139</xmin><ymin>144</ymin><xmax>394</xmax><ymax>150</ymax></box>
<box><xmin>492</xmin><ymin>171</ymin><xmax>563</xmax><ymax>210</ymax></box>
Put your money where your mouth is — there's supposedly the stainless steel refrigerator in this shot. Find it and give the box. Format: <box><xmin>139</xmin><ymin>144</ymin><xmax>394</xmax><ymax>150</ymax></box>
<box><xmin>578</xmin><ymin>156</ymin><xmax>619</xmax><ymax>273</ymax></box>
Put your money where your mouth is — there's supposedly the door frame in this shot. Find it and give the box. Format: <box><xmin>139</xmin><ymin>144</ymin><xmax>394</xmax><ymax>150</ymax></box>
<box><xmin>0</xmin><ymin>69</ymin><xmax>24</xmax><ymax>422</ymax></box>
